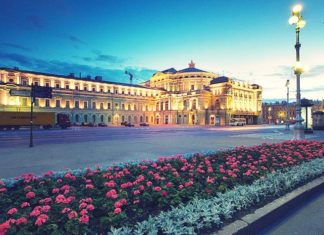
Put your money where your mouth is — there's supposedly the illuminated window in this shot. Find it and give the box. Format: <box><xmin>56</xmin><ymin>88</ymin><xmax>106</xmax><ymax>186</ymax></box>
<box><xmin>45</xmin><ymin>99</ymin><xmax>50</xmax><ymax>107</ymax></box>
<box><xmin>56</xmin><ymin>100</ymin><xmax>60</xmax><ymax>108</ymax></box>
<box><xmin>66</xmin><ymin>101</ymin><xmax>70</xmax><ymax>108</ymax></box>
<box><xmin>75</xmin><ymin>101</ymin><xmax>79</xmax><ymax>109</ymax></box>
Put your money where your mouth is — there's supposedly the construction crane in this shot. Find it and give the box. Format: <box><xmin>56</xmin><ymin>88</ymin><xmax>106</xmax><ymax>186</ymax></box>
<box><xmin>125</xmin><ymin>71</ymin><xmax>133</xmax><ymax>85</ymax></box>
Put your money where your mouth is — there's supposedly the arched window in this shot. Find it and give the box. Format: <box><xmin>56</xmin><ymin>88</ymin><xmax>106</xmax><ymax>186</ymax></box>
<box><xmin>84</xmin><ymin>115</ymin><xmax>88</xmax><ymax>123</ymax></box>
<box><xmin>128</xmin><ymin>116</ymin><xmax>131</xmax><ymax>122</ymax></box>
<box><xmin>128</xmin><ymin>104</ymin><xmax>131</xmax><ymax>110</ymax></box>
<box><xmin>122</xmin><ymin>116</ymin><xmax>125</xmax><ymax>122</ymax></box>
<box><xmin>75</xmin><ymin>114</ymin><xmax>79</xmax><ymax>123</ymax></box>
<box><xmin>160</xmin><ymin>102</ymin><xmax>164</xmax><ymax>111</ymax></box>
<box><xmin>140</xmin><ymin>116</ymin><xmax>143</xmax><ymax>122</ymax></box>
<box><xmin>134</xmin><ymin>116</ymin><xmax>138</xmax><ymax>123</ymax></box>
<box><xmin>108</xmin><ymin>116</ymin><xmax>111</xmax><ymax>122</ymax></box>
<box><xmin>92</xmin><ymin>115</ymin><xmax>96</xmax><ymax>123</ymax></box>
<box><xmin>100</xmin><ymin>115</ymin><xmax>104</xmax><ymax>123</ymax></box>
<box><xmin>183</xmin><ymin>100</ymin><xmax>187</xmax><ymax>110</ymax></box>
<box><xmin>156</xmin><ymin>102</ymin><xmax>159</xmax><ymax>111</ymax></box>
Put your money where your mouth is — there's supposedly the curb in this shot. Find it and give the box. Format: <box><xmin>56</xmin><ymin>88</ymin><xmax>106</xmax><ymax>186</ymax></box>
<box><xmin>215</xmin><ymin>175</ymin><xmax>324</xmax><ymax>235</ymax></box>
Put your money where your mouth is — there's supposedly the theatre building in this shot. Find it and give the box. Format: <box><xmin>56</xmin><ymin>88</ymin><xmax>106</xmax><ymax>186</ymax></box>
<box><xmin>0</xmin><ymin>61</ymin><xmax>262</xmax><ymax>126</ymax></box>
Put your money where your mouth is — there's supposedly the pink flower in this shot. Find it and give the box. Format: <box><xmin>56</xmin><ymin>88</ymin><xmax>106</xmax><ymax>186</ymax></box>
<box><xmin>0</xmin><ymin>188</ymin><xmax>7</xmax><ymax>193</ymax></box>
<box><xmin>7</xmin><ymin>208</ymin><xmax>18</xmax><ymax>215</ymax></box>
<box><xmin>153</xmin><ymin>186</ymin><xmax>161</xmax><ymax>192</ymax></box>
<box><xmin>166</xmin><ymin>182</ymin><xmax>173</xmax><ymax>188</ymax></box>
<box><xmin>146</xmin><ymin>181</ymin><xmax>152</xmax><ymax>187</ymax></box>
<box><xmin>0</xmin><ymin>220</ymin><xmax>10</xmax><ymax>234</ymax></box>
<box><xmin>39</xmin><ymin>197</ymin><xmax>52</xmax><ymax>204</ymax></box>
<box><xmin>26</xmin><ymin>191</ymin><xmax>35</xmax><ymax>199</ymax></box>
<box><xmin>41</xmin><ymin>205</ymin><xmax>51</xmax><ymax>213</ymax></box>
<box><xmin>133</xmin><ymin>200</ymin><xmax>140</xmax><ymax>204</ymax></box>
<box><xmin>56</xmin><ymin>179</ymin><xmax>62</xmax><ymax>183</ymax></box>
<box><xmin>80</xmin><ymin>209</ymin><xmax>88</xmax><ymax>216</ymax></box>
<box><xmin>52</xmin><ymin>188</ymin><xmax>59</xmax><ymax>194</ymax></box>
<box><xmin>120</xmin><ymin>198</ymin><xmax>127</xmax><ymax>205</ymax></box>
<box><xmin>55</xmin><ymin>194</ymin><xmax>66</xmax><ymax>203</ymax></box>
<box><xmin>113</xmin><ymin>208</ymin><xmax>121</xmax><ymax>214</ymax></box>
<box><xmin>160</xmin><ymin>191</ymin><xmax>168</xmax><ymax>197</ymax></box>
<box><xmin>86</xmin><ymin>204</ymin><xmax>95</xmax><ymax>211</ymax></box>
<box><xmin>30</xmin><ymin>207</ymin><xmax>41</xmax><ymax>217</ymax></box>
<box><xmin>15</xmin><ymin>217</ymin><xmax>27</xmax><ymax>226</ymax></box>
<box><xmin>35</xmin><ymin>214</ymin><xmax>48</xmax><ymax>226</ymax></box>
<box><xmin>79</xmin><ymin>202</ymin><xmax>87</xmax><ymax>209</ymax></box>
<box><xmin>68</xmin><ymin>211</ymin><xmax>78</xmax><ymax>220</ymax></box>
<box><xmin>85</xmin><ymin>184</ymin><xmax>94</xmax><ymax>189</ymax></box>
<box><xmin>133</xmin><ymin>190</ymin><xmax>141</xmax><ymax>196</ymax></box>
<box><xmin>85</xmin><ymin>198</ymin><xmax>93</xmax><ymax>203</ymax></box>
<box><xmin>114</xmin><ymin>201</ymin><xmax>122</xmax><ymax>208</ymax></box>
<box><xmin>104</xmin><ymin>180</ymin><xmax>115</xmax><ymax>188</ymax></box>
<box><xmin>79</xmin><ymin>214</ymin><xmax>89</xmax><ymax>224</ymax></box>
<box><xmin>106</xmin><ymin>189</ymin><xmax>118</xmax><ymax>199</ymax></box>
<box><xmin>24</xmin><ymin>185</ymin><xmax>32</xmax><ymax>191</ymax></box>
<box><xmin>184</xmin><ymin>180</ymin><xmax>193</xmax><ymax>187</ymax></box>
<box><xmin>178</xmin><ymin>184</ymin><xmax>184</xmax><ymax>189</ymax></box>
<box><xmin>61</xmin><ymin>208</ymin><xmax>71</xmax><ymax>214</ymax></box>
<box><xmin>20</xmin><ymin>202</ymin><xmax>30</xmax><ymax>208</ymax></box>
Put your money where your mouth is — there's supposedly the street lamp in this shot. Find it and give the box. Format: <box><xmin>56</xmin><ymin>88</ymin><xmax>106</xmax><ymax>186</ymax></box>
<box><xmin>268</xmin><ymin>107</ymin><xmax>272</xmax><ymax>124</ymax></box>
<box><xmin>289</xmin><ymin>4</ymin><xmax>306</xmax><ymax>139</ymax></box>
<box><xmin>285</xmin><ymin>79</ymin><xmax>290</xmax><ymax>130</ymax></box>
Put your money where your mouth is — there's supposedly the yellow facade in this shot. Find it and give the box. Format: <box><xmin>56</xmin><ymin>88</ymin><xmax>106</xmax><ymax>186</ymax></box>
<box><xmin>0</xmin><ymin>62</ymin><xmax>262</xmax><ymax>126</ymax></box>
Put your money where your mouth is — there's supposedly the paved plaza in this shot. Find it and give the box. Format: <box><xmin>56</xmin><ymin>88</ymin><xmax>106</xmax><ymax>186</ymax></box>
<box><xmin>0</xmin><ymin>125</ymin><xmax>323</xmax><ymax>179</ymax></box>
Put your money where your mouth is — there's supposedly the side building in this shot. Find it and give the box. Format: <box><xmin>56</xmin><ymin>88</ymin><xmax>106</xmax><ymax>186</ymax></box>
<box><xmin>0</xmin><ymin>62</ymin><xmax>262</xmax><ymax>126</ymax></box>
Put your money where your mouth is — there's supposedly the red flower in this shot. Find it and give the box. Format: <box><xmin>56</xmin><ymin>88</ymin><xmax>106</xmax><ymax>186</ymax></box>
<box><xmin>114</xmin><ymin>201</ymin><xmax>122</xmax><ymax>208</ymax></box>
<box><xmin>133</xmin><ymin>190</ymin><xmax>141</xmax><ymax>196</ymax></box>
<box><xmin>16</xmin><ymin>217</ymin><xmax>27</xmax><ymax>226</ymax></box>
<box><xmin>106</xmin><ymin>189</ymin><xmax>118</xmax><ymax>199</ymax></box>
<box><xmin>61</xmin><ymin>208</ymin><xmax>71</xmax><ymax>214</ymax></box>
<box><xmin>20</xmin><ymin>202</ymin><xmax>30</xmax><ymax>208</ymax></box>
<box><xmin>166</xmin><ymin>182</ymin><xmax>173</xmax><ymax>188</ymax></box>
<box><xmin>104</xmin><ymin>180</ymin><xmax>115</xmax><ymax>188</ymax></box>
<box><xmin>86</xmin><ymin>204</ymin><xmax>95</xmax><ymax>211</ymax></box>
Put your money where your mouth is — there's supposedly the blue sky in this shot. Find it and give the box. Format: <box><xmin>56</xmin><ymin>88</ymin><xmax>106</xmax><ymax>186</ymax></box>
<box><xmin>0</xmin><ymin>0</ymin><xmax>323</xmax><ymax>100</ymax></box>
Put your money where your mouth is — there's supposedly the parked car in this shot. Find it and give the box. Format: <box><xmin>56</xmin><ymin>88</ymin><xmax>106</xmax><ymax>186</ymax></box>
<box><xmin>140</xmin><ymin>123</ymin><xmax>149</xmax><ymax>127</ymax></box>
<box><xmin>125</xmin><ymin>123</ymin><xmax>135</xmax><ymax>127</ymax></box>
<box><xmin>98</xmin><ymin>122</ymin><xmax>107</xmax><ymax>127</ymax></box>
<box><xmin>120</xmin><ymin>121</ymin><xmax>128</xmax><ymax>126</ymax></box>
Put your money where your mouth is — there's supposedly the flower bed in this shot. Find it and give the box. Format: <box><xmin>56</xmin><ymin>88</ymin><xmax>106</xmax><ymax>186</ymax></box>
<box><xmin>0</xmin><ymin>140</ymin><xmax>323</xmax><ymax>234</ymax></box>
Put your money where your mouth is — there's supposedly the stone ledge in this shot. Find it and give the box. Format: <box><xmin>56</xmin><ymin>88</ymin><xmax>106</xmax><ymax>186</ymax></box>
<box><xmin>215</xmin><ymin>175</ymin><xmax>324</xmax><ymax>235</ymax></box>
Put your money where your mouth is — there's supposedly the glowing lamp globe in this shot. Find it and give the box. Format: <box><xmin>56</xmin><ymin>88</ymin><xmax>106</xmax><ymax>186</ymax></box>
<box><xmin>292</xmin><ymin>4</ymin><xmax>303</xmax><ymax>13</ymax></box>
<box><xmin>289</xmin><ymin>16</ymin><xmax>298</xmax><ymax>25</ymax></box>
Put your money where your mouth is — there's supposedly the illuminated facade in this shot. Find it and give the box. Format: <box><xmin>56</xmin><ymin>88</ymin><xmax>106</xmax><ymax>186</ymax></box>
<box><xmin>0</xmin><ymin>62</ymin><xmax>262</xmax><ymax>126</ymax></box>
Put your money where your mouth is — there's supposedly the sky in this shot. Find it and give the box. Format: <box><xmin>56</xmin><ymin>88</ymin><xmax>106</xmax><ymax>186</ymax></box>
<box><xmin>0</xmin><ymin>0</ymin><xmax>323</xmax><ymax>101</ymax></box>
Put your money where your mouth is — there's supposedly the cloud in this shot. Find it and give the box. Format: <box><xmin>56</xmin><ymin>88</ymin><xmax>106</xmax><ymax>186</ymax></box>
<box><xmin>25</xmin><ymin>15</ymin><xmax>44</xmax><ymax>30</ymax></box>
<box><xmin>1</xmin><ymin>42</ymin><xmax>31</xmax><ymax>51</ymax></box>
<box><xmin>0</xmin><ymin>52</ymin><xmax>156</xmax><ymax>83</ymax></box>
<box><xmin>303</xmin><ymin>65</ymin><xmax>324</xmax><ymax>78</ymax></box>
<box><xmin>83</xmin><ymin>54</ymin><xmax>126</xmax><ymax>64</ymax></box>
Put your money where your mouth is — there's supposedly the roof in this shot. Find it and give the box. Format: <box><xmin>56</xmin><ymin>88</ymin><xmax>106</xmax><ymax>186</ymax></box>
<box><xmin>161</xmin><ymin>68</ymin><xmax>177</xmax><ymax>74</ymax></box>
<box><xmin>210</xmin><ymin>76</ymin><xmax>229</xmax><ymax>85</ymax></box>
<box><xmin>177</xmin><ymin>67</ymin><xmax>207</xmax><ymax>73</ymax></box>
<box><xmin>0</xmin><ymin>67</ymin><xmax>159</xmax><ymax>90</ymax></box>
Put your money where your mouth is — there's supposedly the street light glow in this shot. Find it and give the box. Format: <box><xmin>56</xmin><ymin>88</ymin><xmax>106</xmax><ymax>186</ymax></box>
<box><xmin>289</xmin><ymin>15</ymin><xmax>299</xmax><ymax>25</ymax></box>
<box><xmin>292</xmin><ymin>4</ymin><xmax>303</xmax><ymax>13</ymax></box>
<box><xmin>297</xmin><ymin>18</ymin><xmax>306</xmax><ymax>28</ymax></box>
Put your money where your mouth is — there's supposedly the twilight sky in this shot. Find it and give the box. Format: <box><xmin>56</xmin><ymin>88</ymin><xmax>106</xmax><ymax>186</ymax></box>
<box><xmin>0</xmin><ymin>0</ymin><xmax>323</xmax><ymax>101</ymax></box>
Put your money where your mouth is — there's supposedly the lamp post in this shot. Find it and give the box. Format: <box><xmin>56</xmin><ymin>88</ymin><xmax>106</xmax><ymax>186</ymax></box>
<box><xmin>285</xmin><ymin>79</ymin><xmax>290</xmax><ymax>130</ymax></box>
<box><xmin>268</xmin><ymin>107</ymin><xmax>272</xmax><ymax>124</ymax></box>
<box><xmin>289</xmin><ymin>4</ymin><xmax>306</xmax><ymax>139</ymax></box>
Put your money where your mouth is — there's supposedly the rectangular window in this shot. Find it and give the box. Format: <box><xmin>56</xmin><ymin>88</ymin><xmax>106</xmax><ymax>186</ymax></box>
<box><xmin>45</xmin><ymin>99</ymin><xmax>50</xmax><ymax>107</ymax></box>
<box><xmin>55</xmin><ymin>84</ymin><xmax>60</xmax><ymax>89</ymax></box>
<box><xmin>34</xmin><ymin>82</ymin><xmax>39</xmax><ymax>86</ymax></box>
<box><xmin>65</xmin><ymin>84</ymin><xmax>69</xmax><ymax>89</ymax></box>
<box><xmin>122</xmin><ymin>104</ymin><xmax>125</xmax><ymax>110</ymax></box>
<box><xmin>100</xmin><ymin>103</ymin><xmax>104</xmax><ymax>109</ymax></box>
<box><xmin>115</xmin><ymin>89</ymin><xmax>118</xmax><ymax>94</ymax></box>
<box><xmin>92</xmin><ymin>102</ymin><xmax>96</xmax><ymax>109</ymax></box>
<box><xmin>34</xmin><ymin>98</ymin><xmax>39</xmax><ymax>107</ymax></box>
<box><xmin>56</xmin><ymin>100</ymin><xmax>60</xmax><ymax>108</ymax></box>
<box><xmin>108</xmin><ymin>103</ymin><xmax>111</xmax><ymax>110</ymax></box>
<box><xmin>92</xmin><ymin>87</ymin><xmax>96</xmax><ymax>92</ymax></box>
<box><xmin>22</xmin><ymin>80</ymin><xmax>28</xmax><ymax>86</ymax></box>
<box><xmin>84</xmin><ymin>101</ymin><xmax>88</xmax><ymax>109</ymax></box>
<box><xmin>22</xmin><ymin>98</ymin><xmax>27</xmax><ymax>106</ymax></box>
<box><xmin>75</xmin><ymin>101</ymin><xmax>79</xmax><ymax>109</ymax></box>
<box><xmin>100</xmin><ymin>88</ymin><xmax>104</xmax><ymax>92</ymax></box>
<box><xmin>84</xmin><ymin>86</ymin><xmax>87</xmax><ymax>91</ymax></box>
<box><xmin>191</xmin><ymin>85</ymin><xmax>195</xmax><ymax>90</ymax></box>
<box><xmin>75</xmin><ymin>86</ymin><xmax>79</xmax><ymax>90</ymax></box>
<box><xmin>66</xmin><ymin>101</ymin><xmax>70</xmax><ymax>108</ymax></box>
<box><xmin>45</xmin><ymin>82</ymin><xmax>50</xmax><ymax>87</ymax></box>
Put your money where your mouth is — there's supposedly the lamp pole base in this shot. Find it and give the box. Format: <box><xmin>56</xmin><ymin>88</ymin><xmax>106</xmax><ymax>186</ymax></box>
<box><xmin>293</xmin><ymin>126</ymin><xmax>305</xmax><ymax>140</ymax></box>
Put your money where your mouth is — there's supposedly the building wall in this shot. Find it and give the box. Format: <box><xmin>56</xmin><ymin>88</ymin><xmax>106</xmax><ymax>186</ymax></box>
<box><xmin>0</xmin><ymin>66</ymin><xmax>262</xmax><ymax>126</ymax></box>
